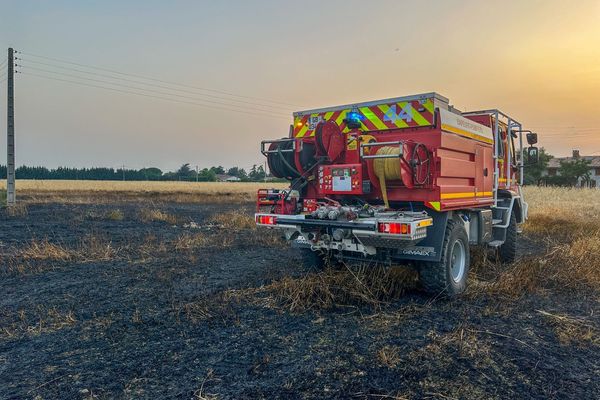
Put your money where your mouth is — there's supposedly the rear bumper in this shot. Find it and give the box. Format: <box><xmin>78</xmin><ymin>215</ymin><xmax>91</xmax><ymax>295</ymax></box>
<box><xmin>255</xmin><ymin>212</ymin><xmax>432</xmax><ymax>255</ymax></box>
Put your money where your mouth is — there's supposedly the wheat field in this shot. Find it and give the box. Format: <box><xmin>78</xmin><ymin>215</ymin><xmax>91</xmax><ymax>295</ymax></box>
<box><xmin>0</xmin><ymin>179</ymin><xmax>287</xmax><ymax>194</ymax></box>
<box><xmin>0</xmin><ymin>179</ymin><xmax>288</xmax><ymax>203</ymax></box>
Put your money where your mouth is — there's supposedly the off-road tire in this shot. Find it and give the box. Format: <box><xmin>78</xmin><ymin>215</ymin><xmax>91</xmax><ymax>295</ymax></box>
<box><xmin>419</xmin><ymin>219</ymin><xmax>470</xmax><ymax>297</ymax></box>
<box><xmin>498</xmin><ymin>211</ymin><xmax>517</xmax><ymax>263</ymax></box>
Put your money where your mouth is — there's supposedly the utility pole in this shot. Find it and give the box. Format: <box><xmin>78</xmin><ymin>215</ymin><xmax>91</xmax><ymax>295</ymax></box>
<box><xmin>6</xmin><ymin>48</ymin><xmax>15</xmax><ymax>205</ymax></box>
<box><xmin>122</xmin><ymin>164</ymin><xmax>125</xmax><ymax>181</ymax></box>
<box><xmin>196</xmin><ymin>165</ymin><xmax>199</xmax><ymax>182</ymax></box>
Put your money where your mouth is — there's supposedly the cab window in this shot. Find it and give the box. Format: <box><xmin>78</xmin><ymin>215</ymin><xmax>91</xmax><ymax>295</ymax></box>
<box><xmin>496</xmin><ymin>127</ymin><xmax>505</xmax><ymax>158</ymax></box>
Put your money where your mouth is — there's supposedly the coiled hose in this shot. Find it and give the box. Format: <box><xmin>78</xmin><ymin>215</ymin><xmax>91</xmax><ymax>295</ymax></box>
<box><xmin>373</xmin><ymin>146</ymin><xmax>402</xmax><ymax>209</ymax></box>
<box><xmin>373</xmin><ymin>144</ymin><xmax>430</xmax><ymax>208</ymax></box>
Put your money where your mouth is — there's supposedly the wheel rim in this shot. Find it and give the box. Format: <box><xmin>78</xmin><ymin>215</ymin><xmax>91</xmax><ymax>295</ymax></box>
<box><xmin>450</xmin><ymin>240</ymin><xmax>466</xmax><ymax>283</ymax></box>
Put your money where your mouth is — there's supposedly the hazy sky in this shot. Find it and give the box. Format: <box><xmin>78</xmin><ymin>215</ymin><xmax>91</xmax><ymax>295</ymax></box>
<box><xmin>1</xmin><ymin>0</ymin><xmax>599</xmax><ymax>172</ymax></box>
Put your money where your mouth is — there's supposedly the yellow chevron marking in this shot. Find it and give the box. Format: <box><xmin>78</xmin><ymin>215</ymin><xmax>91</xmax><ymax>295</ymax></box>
<box><xmin>377</xmin><ymin>104</ymin><xmax>409</xmax><ymax>128</ymax></box>
<box><xmin>408</xmin><ymin>103</ymin><xmax>429</xmax><ymax>126</ymax></box>
<box><xmin>359</xmin><ymin>106</ymin><xmax>387</xmax><ymax>130</ymax></box>
<box><xmin>335</xmin><ymin>110</ymin><xmax>347</xmax><ymax>125</ymax></box>
<box><xmin>296</xmin><ymin>124</ymin><xmax>308</xmax><ymax>138</ymax></box>
<box><xmin>422</xmin><ymin>98</ymin><xmax>434</xmax><ymax>114</ymax></box>
<box><xmin>393</xmin><ymin>103</ymin><xmax>411</xmax><ymax>128</ymax></box>
<box><xmin>428</xmin><ymin>201</ymin><xmax>441</xmax><ymax>211</ymax></box>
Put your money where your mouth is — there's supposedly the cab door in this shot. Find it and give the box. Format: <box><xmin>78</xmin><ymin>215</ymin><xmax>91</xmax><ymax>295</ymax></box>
<box><xmin>496</xmin><ymin>125</ymin><xmax>511</xmax><ymax>189</ymax></box>
<box><xmin>475</xmin><ymin>144</ymin><xmax>493</xmax><ymax>197</ymax></box>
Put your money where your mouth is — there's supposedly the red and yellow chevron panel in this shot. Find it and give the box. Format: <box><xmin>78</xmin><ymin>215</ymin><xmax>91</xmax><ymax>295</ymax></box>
<box><xmin>292</xmin><ymin>98</ymin><xmax>435</xmax><ymax>138</ymax></box>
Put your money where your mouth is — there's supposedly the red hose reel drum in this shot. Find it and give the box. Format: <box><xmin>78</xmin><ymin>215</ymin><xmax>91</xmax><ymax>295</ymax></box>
<box><xmin>314</xmin><ymin>121</ymin><xmax>346</xmax><ymax>163</ymax></box>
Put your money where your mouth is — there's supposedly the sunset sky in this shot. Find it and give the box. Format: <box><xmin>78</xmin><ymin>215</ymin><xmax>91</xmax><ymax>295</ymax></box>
<box><xmin>1</xmin><ymin>0</ymin><xmax>599</xmax><ymax>171</ymax></box>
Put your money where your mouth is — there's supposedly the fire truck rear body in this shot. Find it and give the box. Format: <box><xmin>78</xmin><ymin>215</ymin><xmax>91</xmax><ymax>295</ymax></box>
<box><xmin>256</xmin><ymin>92</ymin><xmax>536</xmax><ymax>296</ymax></box>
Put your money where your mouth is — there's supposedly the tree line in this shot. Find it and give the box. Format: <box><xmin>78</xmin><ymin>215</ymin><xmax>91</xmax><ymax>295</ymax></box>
<box><xmin>0</xmin><ymin>163</ymin><xmax>273</xmax><ymax>182</ymax></box>
<box><xmin>0</xmin><ymin>152</ymin><xmax>593</xmax><ymax>186</ymax></box>
<box><xmin>524</xmin><ymin>148</ymin><xmax>595</xmax><ymax>187</ymax></box>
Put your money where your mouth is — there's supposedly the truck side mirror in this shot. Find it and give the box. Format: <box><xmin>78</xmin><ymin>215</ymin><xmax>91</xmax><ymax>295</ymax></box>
<box><xmin>526</xmin><ymin>132</ymin><xmax>538</xmax><ymax>145</ymax></box>
<box><xmin>527</xmin><ymin>146</ymin><xmax>539</xmax><ymax>164</ymax></box>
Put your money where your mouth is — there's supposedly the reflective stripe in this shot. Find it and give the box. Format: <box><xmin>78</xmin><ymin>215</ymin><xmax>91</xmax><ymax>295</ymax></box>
<box><xmin>441</xmin><ymin>123</ymin><xmax>494</xmax><ymax>144</ymax></box>
<box><xmin>440</xmin><ymin>191</ymin><xmax>493</xmax><ymax>200</ymax></box>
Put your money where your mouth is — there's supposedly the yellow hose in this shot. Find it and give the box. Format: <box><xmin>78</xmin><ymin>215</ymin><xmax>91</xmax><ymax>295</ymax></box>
<box><xmin>373</xmin><ymin>146</ymin><xmax>403</xmax><ymax>209</ymax></box>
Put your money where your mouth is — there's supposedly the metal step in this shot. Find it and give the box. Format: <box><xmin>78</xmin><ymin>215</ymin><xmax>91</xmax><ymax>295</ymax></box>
<box><xmin>488</xmin><ymin>240</ymin><xmax>504</xmax><ymax>248</ymax></box>
<box><xmin>492</xmin><ymin>219</ymin><xmax>503</xmax><ymax>225</ymax></box>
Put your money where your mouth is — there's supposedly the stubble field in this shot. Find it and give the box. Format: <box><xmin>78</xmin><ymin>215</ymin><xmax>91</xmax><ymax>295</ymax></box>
<box><xmin>0</xmin><ymin>181</ymin><xmax>598</xmax><ymax>399</ymax></box>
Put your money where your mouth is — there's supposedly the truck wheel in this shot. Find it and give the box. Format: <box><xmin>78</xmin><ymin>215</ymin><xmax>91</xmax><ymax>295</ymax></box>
<box><xmin>498</xmin><ymin>211</ymin><xmax>517</xmax><ymax>263</ymax></box>
<box><xmin>299</xmin><ymin>248</ymin><xmax>327</xmax><ymax>271</ymax></box>
<box><xmin>419</xmin><ymin>219</ymin><xmax>470</xmax><ymax>297</ymax></box>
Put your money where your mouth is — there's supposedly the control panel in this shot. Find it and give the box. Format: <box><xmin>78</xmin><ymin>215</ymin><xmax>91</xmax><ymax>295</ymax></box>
<box><xmin>318</xmin><ymin>164</ymin><xmax>363</xmax><ymax>195</ymax></box>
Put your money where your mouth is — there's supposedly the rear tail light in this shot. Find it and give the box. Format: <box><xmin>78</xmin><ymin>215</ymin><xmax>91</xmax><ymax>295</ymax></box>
<box><xmin>378</xmin><ymin>222</ymin><xmax>411</xmax><ymax>234</ymax></box>
<box><xmin>256</xmin><ymin>215</ymin><xmax>277</xmax><ymax>225</ymax></box>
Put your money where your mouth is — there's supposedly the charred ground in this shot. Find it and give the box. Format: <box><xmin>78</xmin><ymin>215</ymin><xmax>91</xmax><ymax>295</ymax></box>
<box><xmin>0</xmin><ymin>193</ymin><xmax>598</xmax><ymax>399</ymax></box>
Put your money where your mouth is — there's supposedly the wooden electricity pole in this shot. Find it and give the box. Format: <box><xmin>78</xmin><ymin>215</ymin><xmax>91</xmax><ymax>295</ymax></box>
<box><xmin>6</xmin><ymin>48</ymin><xmax>15</xmax><ymax>205</ymax></box>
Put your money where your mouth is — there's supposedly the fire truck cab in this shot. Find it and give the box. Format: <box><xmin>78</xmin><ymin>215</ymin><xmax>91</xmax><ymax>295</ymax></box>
<box><xmin>256</xmin><ymin>93</ymin><xmax>539</xmax><ymax>296</ymax></box>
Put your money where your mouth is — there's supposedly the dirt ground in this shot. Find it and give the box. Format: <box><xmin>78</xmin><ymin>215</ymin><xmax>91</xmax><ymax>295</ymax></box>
<box><xmin>0</xmin><ymin>200</ymin><xmax>598</xmax><ymax>399</ymax></box>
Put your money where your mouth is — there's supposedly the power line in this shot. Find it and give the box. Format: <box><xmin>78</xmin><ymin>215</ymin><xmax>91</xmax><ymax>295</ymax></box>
<box><xmin>16</xmin><ymin>50</ymin><xmax>301</xmax><ymax>108</ymax></box>
<box><xmin>20</xmin><ymin>71</ymin><xmax>290</xmax><ymax>120</ymax></box>
<box><xmin>529</xmin><ymin>125</ymin><xmax>598</xmax><ymax>129</ymax></box>
<box><xmin>541</xmin><ymin>132</ymin><xmax>598</xmax><ymax>137</ymax></box>
<box><xmin>540</xmin><ymin>129</ymin><xmax>598</xmax><ymax>134</ymax></box>
<box><xmin>15</xmin><ymin>57</ymin><xmax>294</xmax><ymax>112</ymax></box>
<box><xmin>16</xmin><ymin>64</ymin><xmax>290</xmax><ymax>117</ymax></box>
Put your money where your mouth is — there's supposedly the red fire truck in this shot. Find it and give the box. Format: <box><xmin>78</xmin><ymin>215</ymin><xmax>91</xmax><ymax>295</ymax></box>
<box><xmin>256</xmin><ymin>93</ymin><xmax>539</xmax><ymax>296</ymax></box>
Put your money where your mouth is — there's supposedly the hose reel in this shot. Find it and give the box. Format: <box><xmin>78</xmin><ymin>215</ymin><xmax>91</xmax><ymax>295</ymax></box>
<box><xmin>371</xmin><ymin>143</ymin><xmax>430</xmax><ymax>208</ymax></box>
<box><xmin>267</xmin><ymin>139</ymin><xmax>316</xmax><ymax>179</ymax></box>
<box><xmin>315</xmin><ymin>121</ymin><xmax>346</xmax><ymax>162</ymax></box>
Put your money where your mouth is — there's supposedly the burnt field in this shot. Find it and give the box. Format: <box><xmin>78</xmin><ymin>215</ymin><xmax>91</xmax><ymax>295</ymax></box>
<box><xmin>0</xmin><ymin>187</ymin><xmax>599</xmax><ymax>399</ymax></box>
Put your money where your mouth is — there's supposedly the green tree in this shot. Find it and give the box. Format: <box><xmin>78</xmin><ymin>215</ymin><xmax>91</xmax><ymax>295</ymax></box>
<box><xmin>139</xmin><ymin>167</ymin><xmax>163</xmax><ymax>180</ymax></box>
<box><xmin>177</xmin><ymin>163</ymin><xmax>193</xmax><ymax>180</ymax></box>
<box><xmin>558</xmin><ymin>158</ymin><xmax>592</xmax><ymax>186</ymax></box>
<box><xmin>248</xmin><ymin>164</ymin><xmax>266</xmax><ymax>181</ymax></box>
<box><xmin>227</xmin><ymin>167</ymin><xmax>247</xmax><ymax>179</ymax></box>
<box><xmin>210</xmin><ymin>166</ymin><xmax>225</xmax><ymax>175</ymax></box>
<box><xmin>197</xmin><ymin>168</ymin><xmax>217</xmax><ymax>182</ymax></box>
<box><xmin>523</xmin><ymin>148</ymin><xmax>552</xmax><ymax>185</ymax></box>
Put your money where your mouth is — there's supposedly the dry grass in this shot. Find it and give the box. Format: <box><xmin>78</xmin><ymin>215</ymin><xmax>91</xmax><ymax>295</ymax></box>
<box><xmin>471</xmin><ymin>186</ymin><xmax>600</xmax><ymax>298</ymax></box>
<box><xmin>0</xmin><ymin>179</ymin><xmax>285</xmax><ymax>194</ymax></box>
<box><xmin>78</xmin><ymin>235</ymin><xmax>119</xmax><ymax>261</ymax></box>
<box><xmin>105</xmin><ymin>209</ymin><xmax>124</xmax><ymax>221</ymax></box>
<box><xmin>209</xmin><ymin>210</ymin><xmax>256</xmax><ymax>230</ymax></box>
<box><xmin>377</xmin><ymin>345</ymin><xmax>401</xmax><ymax>368</ymax></box>
<box><xmin>537</xmin><ymin>310</ymin><xmax>599</xmax><ymax>346</ymax></box>
<box><xmin>1</xmin><ymin>306</ymin><xmax>77</xmax><ymax>338</ymax></box>
<box><xmin>6</xmin><ymin>203</ymin><xmax>28</xmax><ymax>217</ymax></box>
<box><xmin>139</xmin><ymin>208</ymin><xmax>178</xmax><ymax>224</ymax></box>
<box><xmin>4</xmin><ymin>235</ymin><xmax>119</xmax><ymax>273</ymax></box>
<box><xmin>0</xmin><ymin>179</ymin><xmax>287</xmax><ymax>204</ymax></box>
<box><xmin>19</xmin><ymin>239</ymin><xmax>72</xmax><ymax>261</ymax></box>
<box><xmin>174</xmin><ymin>233</ymin><xmax>210</xmax><ymax>250</ymax></box>
<box><xmin>248</xmin><ymin>265</ymin><xmax>418</xmax><ymax>312</ymax></box>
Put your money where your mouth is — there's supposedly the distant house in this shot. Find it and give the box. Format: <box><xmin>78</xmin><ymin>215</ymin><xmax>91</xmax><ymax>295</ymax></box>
<box><xmin>544</xmin><ymin>150</ymin><xmax>600</xmax><ymax>188</ymax></box>
<box><xmin>216</xmin><ymin>174</ymin><xmax>241</xmax><ymax>182</ymax></box>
